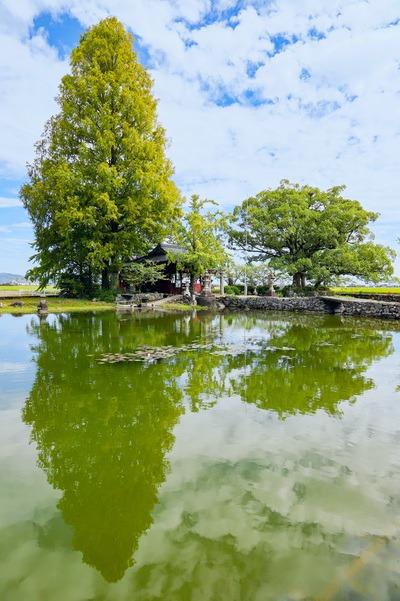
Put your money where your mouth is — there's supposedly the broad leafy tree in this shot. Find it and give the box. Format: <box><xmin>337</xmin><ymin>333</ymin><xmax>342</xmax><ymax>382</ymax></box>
<box><xmin>229</xmin><ymin>180</ymin><xmax>395</xmax><ymax>288</ymax></box>
<box><xmin>170</xmin><ymin>195</ymin><xmax>228</xmax><ymax>298</ymax></box>
<box><xmin>21</xmin><ymin>17</ymin><xmax>181</xmax><ymax>292</ymax></box>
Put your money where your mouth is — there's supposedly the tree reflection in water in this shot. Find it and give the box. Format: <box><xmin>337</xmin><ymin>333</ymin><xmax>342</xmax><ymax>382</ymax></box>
<box><xmin>230</xmin><ymin>315</ymin><xmax>394</xmax><ymax>416</ymax></box>
<box><xmin>23</xmin><ymin>311</ymin><xmax>394</xmax><ymax>584</ymax></box>
<box><xmin>23</xmin><ymin>312</ymin><xmax>188</xmax><ymax>582</ymax></box>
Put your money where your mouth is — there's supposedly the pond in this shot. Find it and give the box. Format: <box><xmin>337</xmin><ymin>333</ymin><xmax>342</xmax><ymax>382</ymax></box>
<box><xmin>1</xmin><ymin>310</ymin><xmax>400</xmax><ymax>600</ymax></box>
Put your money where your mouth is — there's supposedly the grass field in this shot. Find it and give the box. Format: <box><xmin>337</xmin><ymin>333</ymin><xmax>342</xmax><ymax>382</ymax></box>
<box><xmin>330</xmin><ymin>287</ymin><xmax>400</xmax><ymax>295</ymax></box>
<box><xmin>0</xmin><ymin>284</ymin><xmax>59</xmax><ymax>293</ymax></box>
<box><xmin>0</xmin><ymin>297</ymin><xmax>114</xmax><ymax>315</ymax></box>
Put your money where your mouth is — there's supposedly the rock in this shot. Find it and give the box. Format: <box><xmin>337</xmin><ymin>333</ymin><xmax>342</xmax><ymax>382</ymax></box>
<box><xmin>196</xmin><ymin>293</ymin><xmax>220</xmax><ymax>309</ymax></box>
<box><xmin>37</xmin><ymin>299</ymin><xmax>48</xmax><ymax>313</ymax></box>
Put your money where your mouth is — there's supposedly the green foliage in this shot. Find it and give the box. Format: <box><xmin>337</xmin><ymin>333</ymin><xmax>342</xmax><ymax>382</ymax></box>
<box><xmin>121</xmin><ymin>261</ymin><xmax>166</xmax><ymax>291</ymax></box>
<box><xmin>229</xmin><ymin>180</ymin><xmax>395</xmax><ymax>288</ymax></box>
<box><xmin>169</xmin><ymin>195</ymin><xmax>228</xmax><ymax>294</ymax></box>
<box><xmin>21</xmin><ymin>17</ymin><xmax>181</xmax><ymax>293</ymax></box>
<box><xmin>93</xmin><ymin>288</ymin><xmax>119</xmax><ymax>302</ymax></box>
<box><xmin>309</xmin><ymin>241</ymin><xmax>395</xmax><ymax>285</ymax></box>
<box><xmin>224</xmin><ymin>284</ymin><xmax>242</xmax><ymax>295</ymax></box>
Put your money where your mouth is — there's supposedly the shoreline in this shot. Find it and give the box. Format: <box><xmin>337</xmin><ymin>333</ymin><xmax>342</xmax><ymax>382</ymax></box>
<box><xmin>1</xmin><ymin>294</ymin><xmax>400</xmax><ymax>321</ymax></box>
<box><xmin>0</xmin><ymin>297</ymin><xmax>114</xmax><ymax>315</ymax></box>
<box><xmin>221</xmin><ymin>295</ymin><xmax>400</xmax><ymax>320</ymax></box>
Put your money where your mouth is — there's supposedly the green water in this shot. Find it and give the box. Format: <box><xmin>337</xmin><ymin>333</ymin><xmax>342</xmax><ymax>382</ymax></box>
<box><xmin>1</xmin><ymin>310</ymin><xmax>400</xmax><ymax>601</ymax></box>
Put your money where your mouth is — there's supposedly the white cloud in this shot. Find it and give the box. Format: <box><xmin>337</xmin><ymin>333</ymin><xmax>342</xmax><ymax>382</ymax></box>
<box><xmin>0</xmin><ymin>0</ymin><xmax>399</xmax><ymax>272</ymax></box>
<box><xmin>0</xmin><ymin>221</ymin><xmax>32</xmax><ymax>232</ymax></box>
<box><xmin>13</xmin><ymin>221</ymin><xmax>32</xmax><ymax>228</ymax></box>
<box><xmin>0</xmin><ymin>29</ymin><xmax>67</xmax><ymax>175</ymax></box>
<box><xmin>0</xmin><ymin>198</ymin><xmax>23</xmax><ymax>208</ymax></box>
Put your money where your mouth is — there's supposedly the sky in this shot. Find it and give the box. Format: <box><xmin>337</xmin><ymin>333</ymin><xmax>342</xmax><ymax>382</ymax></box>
<box><xmin>0</xmin><ymin>0</ymin><xmax>400</xmax><ymax>276</ymax></box>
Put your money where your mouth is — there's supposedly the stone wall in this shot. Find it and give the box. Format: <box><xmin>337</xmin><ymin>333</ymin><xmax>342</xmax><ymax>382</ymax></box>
<box><xmin>221</xmin><ymin>295</ymin><xmax>400</xmax><ymax>320</ymax></box>
<box><xmin>333</xmin><ymin>293</ymin><xmax>400</xmax><ymax>303</ymax></box>
<box><xmin>117</xmin><ymin>292</ymin><xmax>164</xmax><ymax>304</ymax></box>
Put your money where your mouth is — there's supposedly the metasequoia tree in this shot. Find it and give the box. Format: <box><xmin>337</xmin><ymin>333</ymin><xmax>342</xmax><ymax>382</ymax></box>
<box><xmin>21</xmin><ymin>17</ymin><xmax>181</xmax><ymax>292</ymax></box>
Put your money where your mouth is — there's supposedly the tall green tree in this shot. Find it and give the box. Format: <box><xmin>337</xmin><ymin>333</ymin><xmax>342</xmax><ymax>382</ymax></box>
<box><xmin>229</xmin><ymin>180</ymin><xmax>395</xmax><ymax>288</ymax></box>
<box><xmin>21</xmin><ymin>17</ymin><xmax>181</xmax><ymax>292</ymax></box>
<box><xmin>169</xmin><ymin>195</ymin><xmax>227</xmax><ymax>298</ymax></box>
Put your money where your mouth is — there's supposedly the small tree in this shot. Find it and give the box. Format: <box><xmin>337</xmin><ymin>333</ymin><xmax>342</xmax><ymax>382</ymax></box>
<box><xmin>225</xmin><ymin>260</ymin><xmax>244</xmax><ymax>286</ymax></box>
<box><xmin>242</xmin><ymin>263</ymin><xmax>282</xmax><ymax>294</ymax></box>
<box><xmin>121</xmin><ymin>262</ymin><xmax>166</xmax><ymax>292</ymax></box>
<box><xmin>229</xmin><ymin>180</ymin><xmax>395</xmax><ymax>289</ymax></box>
<box><xmin>169</xmin><ymin>195</ymin><xmax>227</xmax><ymax>299</ymax></box>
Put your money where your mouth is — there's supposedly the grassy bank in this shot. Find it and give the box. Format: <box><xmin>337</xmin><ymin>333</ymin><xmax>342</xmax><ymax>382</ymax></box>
<box><xmin>0</xmin><ymin>297</ymin><xmax>114</xmax><ymax>315</ymax></box>
<box><xmin>158</xmin><ymin>303</ymin><xmax>209</xmax><ymax>312</ymax></box>
<box><xmin>330</xmin><ymin>287</ymin><xmax>400</xmax><ymax>295</ymax></box>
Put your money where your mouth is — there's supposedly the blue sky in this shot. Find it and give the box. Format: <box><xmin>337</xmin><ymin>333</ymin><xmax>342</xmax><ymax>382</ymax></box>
<box><xmin>0</xmin><ymin>0</ymin><xmax>400</xmax><ymax>275</ymax></box>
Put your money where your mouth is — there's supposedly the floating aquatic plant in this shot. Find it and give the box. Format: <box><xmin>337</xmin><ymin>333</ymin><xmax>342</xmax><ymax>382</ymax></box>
<box><xmin>96</xmin><ymin>340</ymin><xmax>296</xmax><ymax>365</ymax></box>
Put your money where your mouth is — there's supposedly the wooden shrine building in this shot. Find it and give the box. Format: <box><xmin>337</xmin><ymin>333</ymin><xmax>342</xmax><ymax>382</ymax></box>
<box><xmin>124</xmin><ymin>242</ymin><xmax>202</xmax><ymax>295</ymax></box>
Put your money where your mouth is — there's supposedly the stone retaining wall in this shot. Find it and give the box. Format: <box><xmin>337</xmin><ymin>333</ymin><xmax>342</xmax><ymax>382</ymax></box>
<box><xmin>221</xmin><ymin>295</ymin><xmax>400</xmax><ymax>320</ymax></box>
<box><xmin>117</xmin><ymin>292</ymin><xmax>163</xmax><ymax>304</ymax></box>
<box><xmin>334</xmin><ymin>293</ymin><xmax>400</xmax><ymax>303</ymax></box>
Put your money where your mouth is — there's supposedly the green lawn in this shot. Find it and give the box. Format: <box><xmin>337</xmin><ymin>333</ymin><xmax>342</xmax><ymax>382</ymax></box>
<box><xmin>330</xmin><ymin>286</ymin><xmax>400</xmax><ymax>295</ymax></box>
<box><xmin>0</xmin><ymin>297</ymin><xmax>114</xmax><ymax>315</ymax></box>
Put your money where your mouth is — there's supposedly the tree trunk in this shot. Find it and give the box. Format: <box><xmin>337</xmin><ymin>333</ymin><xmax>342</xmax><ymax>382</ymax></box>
<box><xmin>219</xmin><ymin>272</ymin><xmax>225</xmax><ymax>296</ymax></box>
<box><xmin>301</xmin><ymin>274</ymin><xmax>306</xmax><ymax>289</ymax></box>
<box><xmin>101</xmin><ymin>268</ymin><xmax>110</xmax><ymax>290</ymax></box>
<box><xmin>109</xmin><ymin>271</ymin><xmax>119</xmax><ymax>290</ymax></box>
<box><xmin>189</xmin><ymin>272</ymin><xmax>196</xmax><ymax>303</ymax></box>
<box><xmin>292</xmin><ymin>272</ymin><xmax>302</xmax><ymax>288</ymax></box>
<box><xmin>82</xmin><ymin>268</ymin><xmax>93</xmax><ymax>296</ymax></box>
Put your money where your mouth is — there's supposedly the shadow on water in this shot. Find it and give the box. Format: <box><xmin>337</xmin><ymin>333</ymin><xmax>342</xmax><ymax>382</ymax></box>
<box><xmin>21</xmin><ymin>311</ymin><xmax>396</xmax><ymax>587</ymax></box>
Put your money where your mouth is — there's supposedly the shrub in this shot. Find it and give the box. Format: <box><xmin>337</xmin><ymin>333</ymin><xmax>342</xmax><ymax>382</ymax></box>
<box><xmin>92</xmin><ymin>288</ymin><xmax>118</xmax><ymax>302</ymax></box>
<box><xmin>224</xmin><ymin>285</ymin><xmax>241</xmax><ymax>295</ymax></box>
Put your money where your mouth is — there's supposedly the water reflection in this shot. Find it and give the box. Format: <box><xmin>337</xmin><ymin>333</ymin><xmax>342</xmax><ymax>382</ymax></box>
<box><xmin>23</xmin><ymin>313</ymin><xmax>186</xmax><ymax>582</ymax></box>
<box><xmin>232</xmin><ymin>316</ymin><xmax>394</xmax><ymax>416</ymax></box>
<box><xmin>22</xmin><ymin>311</ymin><xmax>396</xmax><ymax>589</ymax></box>
<box><xmin>179</xmin><ymin>313</ymin><xmax>394</xmax><ymax>416</ymax></box>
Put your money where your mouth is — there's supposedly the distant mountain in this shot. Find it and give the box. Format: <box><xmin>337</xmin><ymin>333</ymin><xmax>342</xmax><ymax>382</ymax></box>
<box><xmin>0</xmin><ymin>273</ymin><xmax>30</xmax><ymax>285</ymax></box>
